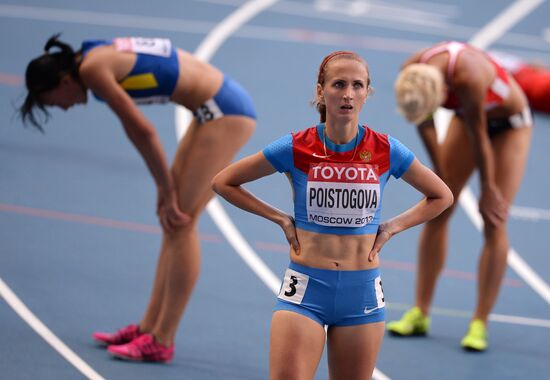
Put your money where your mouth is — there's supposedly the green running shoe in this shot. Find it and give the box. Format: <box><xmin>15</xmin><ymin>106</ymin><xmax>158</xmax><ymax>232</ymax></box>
<box><xmin>461</xmin><ymin>319</ymin><xmax>488</xmax><ymax>352</ymax></box>
<box><xmin>387</xmin><ymin>307</ymin><xmax>430</xmax><ymax>336</ymax></box>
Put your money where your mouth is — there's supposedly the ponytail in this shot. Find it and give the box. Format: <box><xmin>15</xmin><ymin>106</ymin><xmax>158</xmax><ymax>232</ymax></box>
<box><xmin>44</xmin><ymin>33</ymin><xmax>75</xmax><ymax>58</ymax></box>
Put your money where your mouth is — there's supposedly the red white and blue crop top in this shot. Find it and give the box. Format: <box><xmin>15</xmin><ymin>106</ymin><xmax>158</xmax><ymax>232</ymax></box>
<box><xmin>263</xmin><ymin>124</ymin><xmax>415</xmax><ymax>235</ymax></box>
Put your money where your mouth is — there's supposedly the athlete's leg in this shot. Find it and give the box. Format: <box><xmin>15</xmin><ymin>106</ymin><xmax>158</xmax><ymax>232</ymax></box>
<box><xmin>473</xmin><ymin>125</ymin><xmax>531</xmax><ymax>323</ymax></box>
<box><xmin>415</xmin><ymin>116</ymin><xmax>476</xmax><ymax>314</ymax></box>
<box><xmin>138</xmin><ymin>117</ymin><xmax>201</xmax><ymax>333</ymax></box>
<box><xmin>147</xmin><ymin>116</ymin><xmax>255</xmax><ymax>346</ymax></box>
<box><xmin>138</xmin><ymin>239</ymin><xmax>170</xmax><ymax>333</ymax></box>
<box><xmin>270</xmin><ymin>311</ymin><xmax>326</xmax><ymax>380</ymax></box>
<box><xmin>326</xmin><ymin>322</ymin><xmax>384</xmax><ymax>380</ymax></box>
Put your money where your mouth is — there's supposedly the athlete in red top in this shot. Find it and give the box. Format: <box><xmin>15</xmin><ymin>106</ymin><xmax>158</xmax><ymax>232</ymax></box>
<box><xmin>391</xmin><ymin>41</ymin><xmax>532</xmax><ymax>351</ymax></box>
<box><xmin>489</xmin><ymin>50</ymin><xmax>550</xmax><ymax>114</ymax></box>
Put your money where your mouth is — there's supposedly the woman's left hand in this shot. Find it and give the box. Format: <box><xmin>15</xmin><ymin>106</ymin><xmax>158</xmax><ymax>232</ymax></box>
<box><xmin>368</xmin><ymin>227</ymin><xmax>393</xmax><ymax>262</ymax></box>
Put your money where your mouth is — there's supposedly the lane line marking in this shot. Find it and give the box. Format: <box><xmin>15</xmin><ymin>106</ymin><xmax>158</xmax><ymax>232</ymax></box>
<box><xmin>459</xmin><ymin>188</ymin><xmax>550</xmax><ymax>305</ymax></box>
<box><xmin>0</xmin><ymin>202</ymin><xmax>223</xmax><ymax>241</ymax></box>
<box><xmin>468</xmin><ymin>0</ymin><xmax>545</xmax><ymax>49</ymax></box>
<box><xmin>0</xmin><ymin>202</ymin><xmax>526</xmax><ymax>289</ymax></box>
<box><xmin>207</xmin><ymin>199</ymin><xmax>281</xmax><ymax>293</ymax></box>
<box><xmin>2</xmin><ymin>4</ymin><xmax>549</xmax><ymax>53</ymax></box>
<box><xmin>389</xmin><ymin>303</ymin><xmax>550</xmax><ymax>328</ymax></box>
<box><xmin>510</xmin><ymin>205</ymin><xmax>550</xmax><ymax>222</ymax></box>
<box><xmin>0</xmin><ymin>278</ymin><xmax>105</xmax><ymax>380</ymax></box>
<box><xmin>0</xmin><ymin>72</ymin><xmax>22</xmax><ymax>86</ymax></box>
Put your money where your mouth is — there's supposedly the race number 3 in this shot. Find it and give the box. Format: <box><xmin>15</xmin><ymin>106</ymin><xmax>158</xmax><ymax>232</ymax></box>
<box><xmin>278</xmin><ymin>268</ymin><xmax>309</xmax><ymax>304</ymax></box>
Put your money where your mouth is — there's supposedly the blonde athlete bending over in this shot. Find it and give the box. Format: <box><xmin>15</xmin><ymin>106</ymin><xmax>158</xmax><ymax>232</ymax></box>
<box><xmin>213</xmin><ymin>51</ymin><xmax>452</xmax><ymax>379</ymax></box>
<box><xmin>21</xmin><ymin>35</ymin><xmax>256</xmax><ymax>362</ymax></box>
<box><xmin>391</xmin><ymin>41</ymin><xmax>532</xmax><ymax>351</ymax></box>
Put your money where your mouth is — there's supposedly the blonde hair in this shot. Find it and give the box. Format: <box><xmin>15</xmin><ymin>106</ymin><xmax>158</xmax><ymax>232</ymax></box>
<box><xmin>394</xmin><ymin>63</ymin><xmax>445</xmax><ymax>125</ymax></box>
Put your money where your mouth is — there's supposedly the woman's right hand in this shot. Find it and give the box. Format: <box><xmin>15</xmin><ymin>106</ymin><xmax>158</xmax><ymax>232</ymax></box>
<box><xmin>280</xmin><ymin>215</ymin><xmax>300</xmax><ymax>255</ymax></box>
<box><xmin>157</xmin><ymin>188</ymin><xmax>191</xmax><ymax>233</ymax></box>
<box><xmin>479</xmin><ymin>184</ymin><xmax>508</xmax><ymax>228</ymax></box>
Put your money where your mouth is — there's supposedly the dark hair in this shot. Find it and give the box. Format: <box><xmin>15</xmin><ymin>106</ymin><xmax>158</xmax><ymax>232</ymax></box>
<box><xmin>313</xmin><ymin>51</ymin><xmax>372</xmax><ymax>123</ymax></box>
<box><xmin>19</xmin><ymin>33</ymin><xmax>79</xmax><ymax>131</ymax></box>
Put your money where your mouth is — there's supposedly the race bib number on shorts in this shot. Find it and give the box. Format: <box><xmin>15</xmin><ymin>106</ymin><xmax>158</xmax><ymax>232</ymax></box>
<box><xmin>374</xmin><ymin>276</ymin><xmax>385</xmax><ymax>308</ymax></box>
<box><xmin>277</xmin><ymin>268</ymin><xmax>309</xmax><ymax>304</ymax></box>
<box><xmin>114</xmin><ymin>37</ymin><xmax>172</xmax><ymax>57</ymax></box>
<box><xmin>193</xmin><ymin>99</ymin><xmax>224</xmax><ymax>124</ymax></box>
<box><xmin>306</xmin><ymin>162</ymin><xmax>380</xmax><ymax>227</ymax></box>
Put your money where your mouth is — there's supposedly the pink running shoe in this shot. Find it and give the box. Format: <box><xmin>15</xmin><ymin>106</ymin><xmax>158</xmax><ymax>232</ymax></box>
<box><xmin>107</xmin><ymin>333</ymin><xmax>174</xmax><ymax>363</ymax></box>
<box><xmin>92</xmin><ymin>324</ymin><xmax>142</xmax><ymax>346</ymax></box>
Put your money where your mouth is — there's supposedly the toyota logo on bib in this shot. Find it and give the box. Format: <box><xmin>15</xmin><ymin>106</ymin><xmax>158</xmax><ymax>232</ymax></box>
<box><xmin>306</xmin><ymin>162</ymin><xmax>380</xmax><ymax>227</ymax></box>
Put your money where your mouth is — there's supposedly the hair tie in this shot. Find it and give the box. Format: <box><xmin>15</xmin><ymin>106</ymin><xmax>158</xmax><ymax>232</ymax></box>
<box><xmin>317</xmin><ymin>51</ymin><xmax>363</xmax><ymax>85</ymax></box>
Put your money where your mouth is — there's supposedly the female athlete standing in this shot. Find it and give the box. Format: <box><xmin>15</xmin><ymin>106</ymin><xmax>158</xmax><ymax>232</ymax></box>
<box><xmin>213</xmin><ymin>51</ymin><xmax>452</xmax><ymax>379</ymax></box>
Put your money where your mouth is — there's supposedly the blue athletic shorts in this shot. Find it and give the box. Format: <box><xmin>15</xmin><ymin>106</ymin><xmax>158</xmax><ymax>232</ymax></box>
<box><xmin>193</xmin><ymin>75</ymin><xmax>257</xmax><ymax>123</ymax></box>
<box><xmin>274</xmin><ymin>262</ymin><xmax>386</xmax><ymax>327</ymax></box>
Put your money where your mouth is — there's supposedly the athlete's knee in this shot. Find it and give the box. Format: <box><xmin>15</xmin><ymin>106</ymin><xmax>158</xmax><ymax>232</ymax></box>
<box><xmin>484</xmin><ymin>216</ymin><xmax>509</xmax><ymax>234</ymax></box>
<box><xmin>270</xmin><ymin>365</ymin><xmax>306</xmax><ymax>380</ymax></box>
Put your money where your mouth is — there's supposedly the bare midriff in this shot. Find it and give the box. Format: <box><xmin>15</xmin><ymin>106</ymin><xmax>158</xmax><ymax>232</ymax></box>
<box><xmin>170</xmin><ymin>49</ymin><xmax>224</xmax><ymax>111</ymax></box>
<box><xmin>289</xmin><ymin>228</ymin><xmax>379</xmax><ymax>270</ymax></box>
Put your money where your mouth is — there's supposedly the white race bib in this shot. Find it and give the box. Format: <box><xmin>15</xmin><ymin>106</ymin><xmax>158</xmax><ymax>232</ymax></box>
<box><xmin>114</xmin><ymin>37</ymin><xmax>172</xmax><ymax>57</ymax></box>
<box><xmin>306</xmin><ymin>162</ymin><xmax>380</xmax><ymax>227</ymax></box>
<box><xmin>193</xmin><ymin>99</ymin><xmax>224</xmax><ymax>124</ymax></box>
<box><xmin>277</xmin><ymin>268</ymin><xmax>309</xmax><ymax>304</ymax></box>
<box><xmin>374</xmin><ymin>276</ymin><xmax>385</xmax><ymax>308</ymax></box>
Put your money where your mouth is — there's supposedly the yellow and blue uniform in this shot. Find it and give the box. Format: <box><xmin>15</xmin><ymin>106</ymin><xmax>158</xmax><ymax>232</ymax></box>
<box><xmin>81</xmin><ymin>39</ymin><xmax>179</xmax><ymax>104</ymax></box>
<box><xmin>81</xmin><ymin>38</ymin><xmax>256</xmax><ymax>121</ymax></box>
<box><xmin>263</xmin><ymin>124</ymin><xmax>414</xmax><ymax>235</ymax></box>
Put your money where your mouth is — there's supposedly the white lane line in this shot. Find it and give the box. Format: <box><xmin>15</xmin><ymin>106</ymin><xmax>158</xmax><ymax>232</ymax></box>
<box><xmin>0</xmin><ymin>278</ymin><xmax>105</xmax><ymax>380</ymax></box>
<box><xmin>489</xmin><ymin>313</ymin><xmax>550</xmax><ymax>328</ymax></box>
<box><xmin>3</xmin><ymin>4</ymin><xmax>550</xmax><ymax>55</ymax></box>
<box><xmin>390</xmin><ymin>302</ymin><xmax>550</xmax><ymax>328</ymax></box>
<box><xmin>434</xmin><ymin>0</ymin><xmax>550</xmax><ymax>305</ymax></box>
<box><xmin>174</xmin><ymin>0</ymin><xmax>282</xmax><ymax>306</ymax></box>
<box><xmin>459</xmin><ymin>188</ymin><xmax>550</xmax><ymax>305</ymax></box>
<box><xmin>4</xmin><ymin>4</ymin><xmax>550</xmax><ymax>54</ymax></box>
<box><xmin>510</xmin><ymin>205</ymin><xmax>550</xmax><ymax>222</ymax></box>
<box><xmin>207</xmin><ymin>199</ymin><xmax>281</xmax><ymax>293</ymax></box>
<box><xmin>193</xmin><ymin>0</ymin><xmax>279</xmax><ymax>61</ymax></box>
<box><xmin>468</xmin><ymin>0</ymin><xmax>545</xmax><ymax>49</ymax></box>
<box><xmin>0</xmin><ymin>4</ymin><xmax>214</xmax><ymax>33</ymax></box>
<box><xmin>175</xmin><ymin>1</ymin><xmax>392</xmax><ymax>379</ymax></box>
<box><xmin>507</xmin><ymin>247</ymin><xmax>550</xmax><ymax>304</ymax></box>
